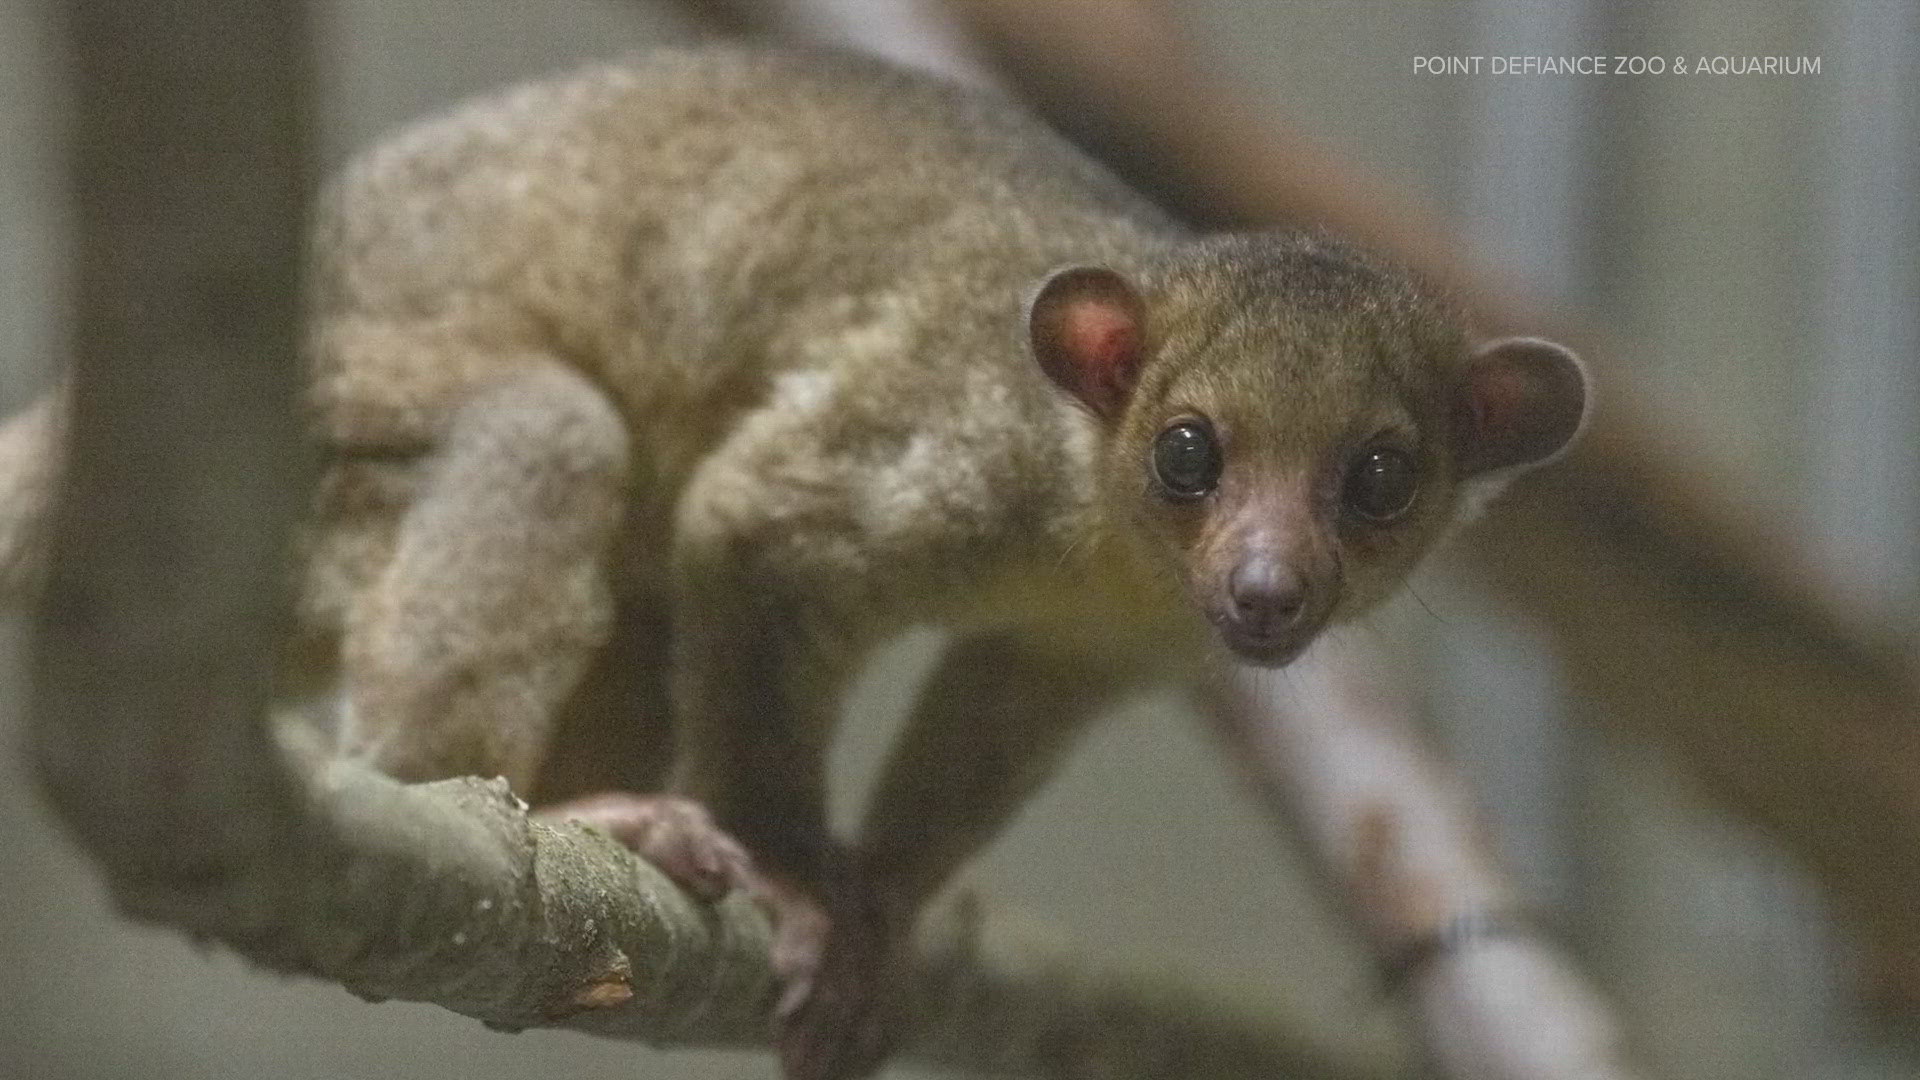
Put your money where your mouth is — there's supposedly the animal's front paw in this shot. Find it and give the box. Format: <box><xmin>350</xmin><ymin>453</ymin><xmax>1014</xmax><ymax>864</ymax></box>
<box><xmin>541</xmin><ymin>791</ymin><xmax>753</xmax><ymax>901</ymax></box>
<box><xmin>756</xmin><ymin>867</ymin><xmax>913</xmax><ymax>1080</ymax></box>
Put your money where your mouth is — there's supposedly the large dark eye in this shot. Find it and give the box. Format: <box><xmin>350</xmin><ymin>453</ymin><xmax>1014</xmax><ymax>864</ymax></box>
<box><xmin>1152</xmin><ymin>420</ymin><xmax>1223</xmax><ymax>498</ymax></box>
<box><xmin>1343</xmin><ymin>448</ymin><xmax>1418</xmax><ymax>522</ymax></box>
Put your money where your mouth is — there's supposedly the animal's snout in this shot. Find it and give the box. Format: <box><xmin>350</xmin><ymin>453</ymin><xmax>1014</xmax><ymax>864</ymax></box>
<box><xmin>1226</xmin><ymin>556</ymin><xmax>1308</xmax><ymax>643</ymax></box>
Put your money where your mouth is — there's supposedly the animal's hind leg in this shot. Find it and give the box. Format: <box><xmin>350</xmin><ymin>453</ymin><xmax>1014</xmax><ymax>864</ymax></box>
<box><xmin>338</xmin><ymin>358</ymin><xmax>629</xmax><ymax>797</ymax></box>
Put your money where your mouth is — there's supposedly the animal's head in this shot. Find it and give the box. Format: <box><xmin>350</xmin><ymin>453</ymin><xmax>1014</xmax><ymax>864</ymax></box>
<box><xmin>1028</xmin><ymin>234</ymin><xmax>1587</xmax><ymax>666</ymax></box>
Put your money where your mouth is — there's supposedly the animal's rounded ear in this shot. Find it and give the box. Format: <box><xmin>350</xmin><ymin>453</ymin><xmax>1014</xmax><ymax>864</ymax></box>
<box><xmin>1027</xmin><ymin>265</ymin><xmax>1146</xmax><ymax>419</ymax></box>
<box><xmin>1454</xmin><ymin>336</ymin><xmax>1589</xmax><ymax>475</ymax></box>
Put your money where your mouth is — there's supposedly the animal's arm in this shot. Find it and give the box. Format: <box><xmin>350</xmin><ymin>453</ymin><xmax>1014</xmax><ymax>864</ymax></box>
<box><xmin>663</xmin><ymin>413</ymin><xmax>921</xmax><ymax>1080</ymax></box>
<box><xmin>768</xmin><ymin>629</ymin><xmax>1134</xmax><ymax>1080</ymax></box>
<box><xmin>1199</xmin><ymin>639</ymin><xmax>1642</xmax><ymax>1080</ymax></box>
<box><xmin>666</xmin><ymin>479</ymin><xmax>865</xmax><ymax>887</ymax></box>
<box><xmin>663</xmin><ymin>361</ymin><xmax>1049</xmax><ymax>890</ymax></box>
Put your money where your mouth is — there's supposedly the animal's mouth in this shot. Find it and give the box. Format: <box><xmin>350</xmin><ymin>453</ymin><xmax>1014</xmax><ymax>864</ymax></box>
<box><xmin>1209</xmin><ymin>609</ymin><xmax>1323</xmax><ymax>668</ymax></box>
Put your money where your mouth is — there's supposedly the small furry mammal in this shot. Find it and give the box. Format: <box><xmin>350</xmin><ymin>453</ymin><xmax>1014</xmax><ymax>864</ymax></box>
<box><xmin>6</xmin><ymin>47</ymin><xmax>1587</xmax><ymax>1080</ymax></box>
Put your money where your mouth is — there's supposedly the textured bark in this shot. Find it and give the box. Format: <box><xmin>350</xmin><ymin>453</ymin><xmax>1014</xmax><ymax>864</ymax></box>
<box><xmin>281</xmin><ymin>734</ymin><xmax>1388</xmax><ymax>1080</ymax></box>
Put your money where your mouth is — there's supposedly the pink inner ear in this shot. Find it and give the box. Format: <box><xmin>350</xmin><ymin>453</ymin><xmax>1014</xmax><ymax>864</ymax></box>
<box><xmin>1470</xmin><ymin>363</ymin><xmax>1531</xmax><ymax>437</ymax></box>
<box><xmin>1061</xmin><ymin>299</ymin><xmax>1140</xmax><ymax>412</ymax></box>
<box><xmin>1456</xmin><ymin>338</ymin><xmax>1587</xmax><ymax>474</ymax></box>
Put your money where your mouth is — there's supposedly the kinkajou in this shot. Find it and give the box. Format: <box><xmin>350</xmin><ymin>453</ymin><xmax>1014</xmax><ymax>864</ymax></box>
<box><xmin>3</xmin><ymin>46</ymin><xmax>1588</xmax><ymax>1080</ymax></box>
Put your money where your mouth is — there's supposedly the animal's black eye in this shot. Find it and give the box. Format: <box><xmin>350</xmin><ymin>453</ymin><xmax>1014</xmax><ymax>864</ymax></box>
<box><xmin>1152</xmin><ymin>420</ymin><xmax>1223</xmax><ymax>498</ymax></box>
<box><xmin>1343</xmin><ymin>448</ymin><xmax>1418</xmax><ymax>522</ymax></box>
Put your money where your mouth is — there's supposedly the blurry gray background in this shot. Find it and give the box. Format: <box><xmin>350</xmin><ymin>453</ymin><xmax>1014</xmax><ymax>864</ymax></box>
<box><xmin>1</xmin><ymin>1</ymin><xmax>1915</xmax><ymax>1078</ymax></box>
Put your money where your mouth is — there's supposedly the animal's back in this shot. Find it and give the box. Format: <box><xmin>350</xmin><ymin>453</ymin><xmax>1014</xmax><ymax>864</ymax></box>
<box><xmin>309</xmin><ymin>47</ymin><xmax>1172</xmax><ymax>450</ymax></box>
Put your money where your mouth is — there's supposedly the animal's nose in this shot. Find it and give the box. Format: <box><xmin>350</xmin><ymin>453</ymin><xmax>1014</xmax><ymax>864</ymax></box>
<box><xmin>1227</xmin><ymin>557</ymin><xmax>1307</xmax><ymax>639</ymax></box>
